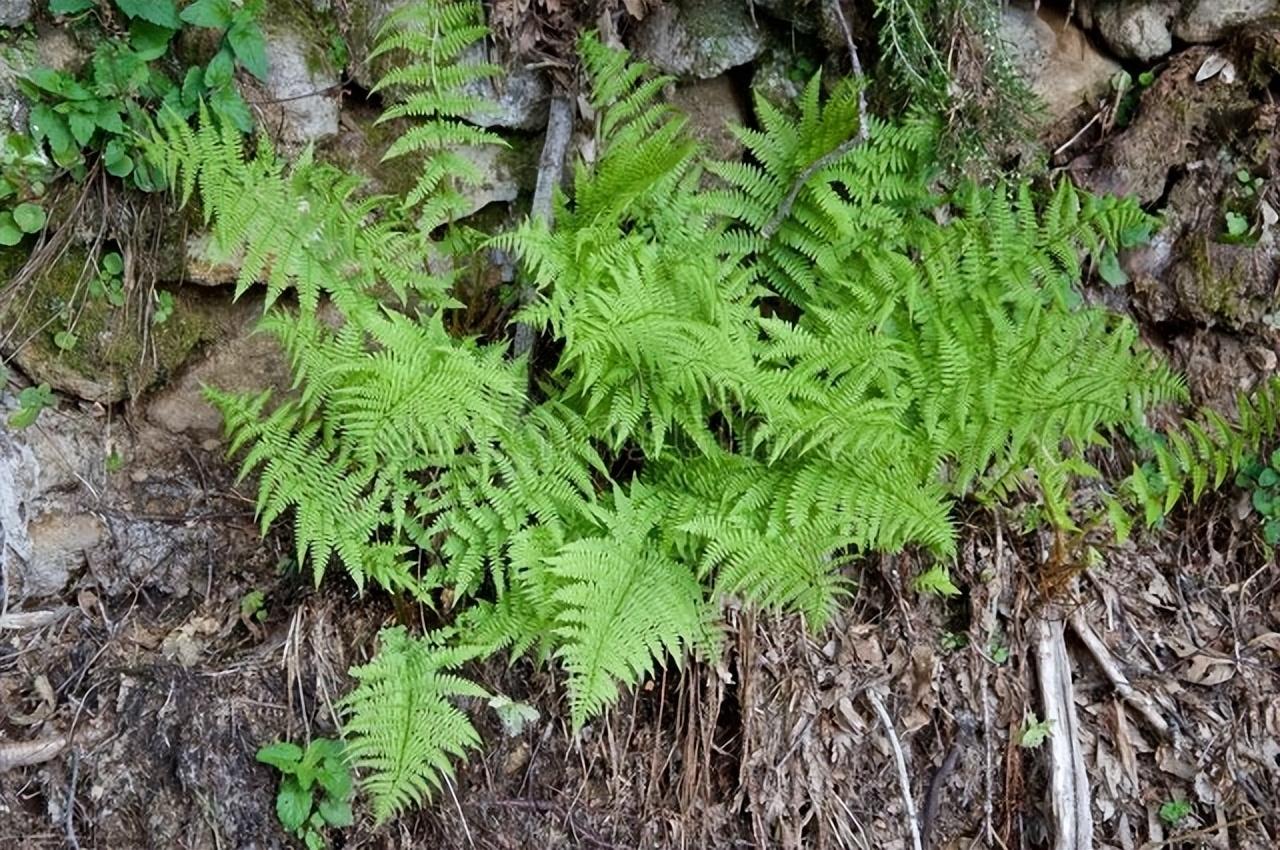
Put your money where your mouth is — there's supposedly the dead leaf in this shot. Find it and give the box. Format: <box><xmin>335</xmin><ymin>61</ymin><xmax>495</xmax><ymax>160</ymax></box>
<box><xmin>1195</xmin><ymin>53</ymin><xmax>1229</xmax><ymax>83</ymax></box>
<box><xmin>1180</xmin><ymin>653</ymin><xmax>1235</xmax><ymax>686</ymax></box>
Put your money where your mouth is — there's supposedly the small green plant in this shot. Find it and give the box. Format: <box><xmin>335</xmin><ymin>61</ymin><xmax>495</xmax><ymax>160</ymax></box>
<box><xmin>1018</xmin><ymin>713</ymin><xmax>1054</xmax><ymax>748</ymax></box>
<box><xmin>1112</xmin><ymin>68</ymin><xmax>1156</xmax><ymax>128</ymax></box>
<box><xmin>0</xmin><ymin>132</ymin><xmax>54</xmax><ymax>242</ymax></box>
<box><xmin>256</xmin><ymin>738</ymin><xmax>354</xmax><ymax>849</ymax></box>
<box><xmin>1220</xmin><ymin>167</ymin><xmax>1265</xmax><ymax>243</ymax></box>
<box><xmin>87</xmin><ymin>251</ymin><xmax>126</xmax><ymax>306</ymax></box>
<box><xmin>7</xmin><ymin>382</ymin><xmax>54</xmax><ymax>429</ymax></box>
<box><xmin>1235</xmin><ymin>449</ymin><xmax>1280</xmax><ymax>545</ymax></box>
<box><xmin>913</xmin><ymin>563</ymin><xmax>961</xmax><ymax>597</ymax></box>
<box><xmin>151</xmin><ymin>289</ymin><xmax>175</xmax><ymax>324</ymax></box>
<box><xmin>240</xmin><ymin>588</ymin><xmax>267</xmax><ymax>622</ymax></box>
<box><xmin>1158</xmin><ymin>798</ymin><xmax>1193</xmax><ymax>827</ymax></box>
<box><xmin>18</xmin><ymin>0</ymin><xmax>265</xmax><ymax>212</ymax></box>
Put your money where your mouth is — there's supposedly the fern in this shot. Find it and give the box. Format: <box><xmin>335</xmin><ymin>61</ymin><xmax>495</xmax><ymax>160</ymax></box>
<box><xmin>340</xmin><ymin>627</ymin><xmax>488</xmax><ymax>822</ymax></box>
<box><xmin>148</xmin><ymin>15</ymin><xmax>1196</xmax><ymax>824</ymax></box>
<box><xmin>1113</xmin><ymin>378</ymin><xmax>1280</xmax><ymax>532</ymax></box>
<box><xmin>370</xmin><ymin>0</ymin><xmax>507</xmax><ymax>225</ymax></box>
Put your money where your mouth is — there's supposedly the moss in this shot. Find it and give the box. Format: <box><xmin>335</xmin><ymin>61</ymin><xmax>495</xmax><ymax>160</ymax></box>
<box><xmin>1181</xmin><ymin>236</ymin><xmax>1248</xmax><ymax>323</ymax></box>
<box><xmin>0</xmin><ymin>244</ymin><xmax>224</xmax><ymax>402</ymax></box>
<box><xmin>261</xmin><ymin>0</ymin><xmax>340</xmax><ymax>79</ymax></box>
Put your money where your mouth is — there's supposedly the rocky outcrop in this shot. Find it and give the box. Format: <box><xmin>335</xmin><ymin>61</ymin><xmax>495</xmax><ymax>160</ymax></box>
<box><xmin>257</xmin><ymin>25</ymin><xmax>340</xmax><ymax>143</ymax></box>
<box><xmin>1092</xmin><ymin>0</ymin><xmax>1176</xmax><ymax>62</ymax></box>
<box><xmin>1001</xmin><ymin>3</ymin><xmax>1121</xmax><ymax>124</ymax></box>
<box><xmin>459</xmin><ymin>41</ymin><xmax>551</xmax><ymax>131</ymax></box>
<box><xmin>634</xmin><ymin>0</ymin><xmax>767</xmax><ymax>79</ymax></box>
<box><xmin>1174</xmin><ymin>0</ymin><xmax>1280</xmax><ymax>43</ymax></box>
<box><xmin>1074</xmin><ymin>39</ymin><xmax>1280</xmax><ymax>333</ymax></box>
<box><xmin>0</xmin><ymin>0</ymin><xmax>30</xmax><ymax>28</ymax></box>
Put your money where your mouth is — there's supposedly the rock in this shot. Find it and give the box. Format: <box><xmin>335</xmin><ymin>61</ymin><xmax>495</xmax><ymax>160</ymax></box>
<box><xmin>0</xmin><ymin>250</ymin><xmax>237</xmax><ymax>404</ymax></box>
<box><xmin>347</xmin><ymin>0</ymin><xmax>412</xmax><ymax>91</ymax></box>
<box><xmin>259</xmin><ymin>26</ymin><xmax>340</xmax><ymax>143</ymax></box>
<box><xmin>1001</xmin><ymin>2</ymin><xmax>1121</xmax><ymax>124</ymax></box>
<box><xmin>633</xmin><ymin>0</ymin><xmax>767</xmax><ymax>79</ymax></box>
<box><xmin>460</xmin><ymin>41</ymin><xmax>551</xmax><ymax>131</ymax></box>
<box><xmin>1071</xmin><ymin>46</ymin><xmax>1257</xmax><ymax>205</ymax></box>
<box><xmin>319</xmin><ymin>101</ymin><xmax>530</xmax><ymax>218</ymax></box>
<box><xmin>183</xmin><ymin>232</ymin><xmax>241</xmax><ymax>287</ymax></box>
<box><xmin>455</xmin><ymin>144</ymin><xmax>521</xmax><ymax>216</ymax></box>
<box><xmin>751</xmin><ymin>46</ymin><xmax>816</xmax><ymax>114</ymax></box>
<box><xmin>0</xmin><ymin>24</ymin><xmax>82</xmax><ymax>132</ymax></box>
<box><xmin>669</xmin><ymin>75</ymin><xmax>748</xmax><ymax>162</ymax></box>
<box><xmin>146</xmin><ymin>297</ymin><xmax>293</xmax><ymax>437</ymax></box>
<box><xmin>1175</xmin><ymin>0</ymin><xmax>1279</xmax><ymax>43</ymax></box>
<box><xmin>0</xmin><ymin>0</ymin><xmax>30</xmax><ymax>28</ymax></box>
<box><xmin>25</xmin><ymin>511</ymin><xmax>103</xmax><ymax>597</ymax></box>
<box><xmin>1092</xmin><ymin>0</ymin><xmax>1176</xmax><ymax>61</ymax></box>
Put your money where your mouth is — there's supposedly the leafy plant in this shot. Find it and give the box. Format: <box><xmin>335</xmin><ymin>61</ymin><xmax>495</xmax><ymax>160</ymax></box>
<box><xmin>239</xmin><ymin>588</ymin><xmax>267</xmax><ymax>622</ymax></box>
<box><xmin>87</xmin><ymin>251</ymin><xmax>126</xmax><ymax>306</ymax></box>
<box><xmin>7</xmin><ymin>382</ymin><xmax>54</xmax><ymax>429</ymax></box>
<box><xmin>1019</xmin><ymin>713</ymin><xmax>1054</xmax><ymax>748</ymax></box>
<box><xmin>152</xmin><ymin>289</ymin><xmax>175</xmax><ymax>324</ymax></box>
<box><xmin>1158</xmin><ymin>798</ymin><xmax>1193</xmax><ymax>827</ymax></box>
<box><xmin>1111</xmin><ymin>379</ymin><xmax>1280</xmax><ymax>538</ymax></box>
<box><xmin>913</xmin><ymin>564</ymin><xmax>961</xmax><ymax>597</ymax></box>
<box><xmin>1235</xmin><ymin>448</ymin><xmax>1280</xmax><ymax>545</ymax></box>
<box><xmin>257</xmin><ymin>738</ymin><xmax>355</xmax><ymax>849</ymax></box>
<box><xmin>144</xmin><ymin>0</ymin><xmax>1184</xmax><ymax>823</ymax></box>
<box><xmin>20</xmin><ymin>0</ymin><xmax>265</xmax><ymax>203</ymax></box>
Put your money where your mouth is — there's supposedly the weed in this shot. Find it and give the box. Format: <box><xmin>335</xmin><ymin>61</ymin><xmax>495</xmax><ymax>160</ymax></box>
<box><xmin>257</xmin><ymin>738</ymin><xmax>354</xmax><ymax>849</ymax></box>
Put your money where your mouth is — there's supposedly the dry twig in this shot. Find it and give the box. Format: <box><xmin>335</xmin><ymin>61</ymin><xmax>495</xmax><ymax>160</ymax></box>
<box><xmin>866</xmin><ymin>689</ymin><xmax>924</xmax><ymax>850</ymax></box>
<box><xmin>1068</xmin><ymin>608</ymin><xmax>1172</xmax><ymax>740</ymax></box>
<box><xmin>1035</xmin><ymin>616</ymin><xmax>1093</xmax><ymax>850</ymax></box>
<box><xmin>512</xmin><ymin>93</ymin><xmax>575</xmax><ymax>359</ymax></box>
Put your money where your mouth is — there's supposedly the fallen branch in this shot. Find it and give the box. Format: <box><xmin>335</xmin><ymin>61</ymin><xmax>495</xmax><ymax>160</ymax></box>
<box><xmin>866</xmin><ymin>689</ymin><xmax>924</xmax><ymax>850</ymax></box>
<box><xmin>921</xmin><ymin>713</ymin><xmax>975</xmax><ymax>850</ymax></box>
<box><xmin>1068</xmin><ymin>609</ymin><xmax>1172</xmax><ymax>740</ymax></box>
<box><xmin>0</xmin><ymin>734</ymin><xmax>67</xmax><ymax>771</ymax></box>
<box><xmin>1035</xmin><ymin>616</ymin><xmax>1093</xmax><ymax>850</ymax></box>
<box><xmin>511</xmin><ymin>93</ymin><xmax>575</xmax><ymax>359</ymax></box>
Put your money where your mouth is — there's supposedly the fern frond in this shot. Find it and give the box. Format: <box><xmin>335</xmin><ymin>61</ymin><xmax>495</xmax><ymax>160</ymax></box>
<box><xmin>340</xmin><ymin>627</ymin><xmax>488</xmax><ymax>821</ymax></box>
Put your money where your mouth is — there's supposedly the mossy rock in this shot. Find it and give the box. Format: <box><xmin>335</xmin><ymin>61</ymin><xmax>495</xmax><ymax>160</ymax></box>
<box><xmin>0</xmin><ymin>245</ymin><xmax>238</xmax><ymax>403</ymax></box>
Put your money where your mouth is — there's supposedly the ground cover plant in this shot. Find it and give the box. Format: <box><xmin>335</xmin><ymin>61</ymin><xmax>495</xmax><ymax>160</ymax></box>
<box><xmin>135</xmin><ymin>0</ymin><xmax>1268</xmax><ymax>830</ymax></box>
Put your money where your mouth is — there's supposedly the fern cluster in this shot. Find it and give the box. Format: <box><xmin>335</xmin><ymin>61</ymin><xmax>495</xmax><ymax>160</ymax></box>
<box><xmin>147</xmin><ymin>0</ymin><xmax>1186</xmax><ymax>822</ymax></box>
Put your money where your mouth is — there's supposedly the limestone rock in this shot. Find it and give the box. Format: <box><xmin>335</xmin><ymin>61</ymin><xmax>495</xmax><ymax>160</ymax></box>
<box><xmin>454</xmin><ymin>144</ymin><xmax>521</xmax><ymax>216</ymax></box>
<box><xmin>1000</xmin><ymin>3</ymin><xmax>1121</xmax><ymax>123</ymax></box>
<box><xmin>633</xmin><ymin>0</ymin><xmax>766</xmax><ymax>79</ymax></box>
<box><xmin>0</xmin><ymin>246</ymin><xmax>267</xmax><ymax>404</ymax></box>
<box><xmin>1092</xmin><ymin>0</ymin><xmax>1176</xmax><ymax>61</ymax></box>
<box><xmin>25</xmin><ymin>511</ymin><xmax>103</xmax><ymax>598</ymax></box>
<box><xmin>0</xmin><ymin>0</ymin><xmax>30</xmax><ymax>28</ymax></box>
<box><xmin>346</xmin><ymin>0</ymin><xmax>412</xmax><ymax>91</ymax></box>
<box><xmin>1175</xmin><ymin>0</ymin><xmax>1279</xmax><ymax>43</ymax></box>
<box><xmin>146</xmin><ymin>297</ymin><xmax>294</xmax><ymax>438</ymax></box>
<box><xmin>259</xmin><ymin>26</ymin><xmax>340</xmax><ymax>143</ymax></box>
<box><xmin>669</xmin><ymin>75</ymin><xmax>747</xmax><ymax>162</ymax></box>
<box><xmin>460</xmin><ymin>41</ymin><xmax>551</xmax><ymax>131</ymax></box>
<box><xmin>183</xmin><ymin>232</ymin><xmax>240</xmax><ymax>287</ymax></box>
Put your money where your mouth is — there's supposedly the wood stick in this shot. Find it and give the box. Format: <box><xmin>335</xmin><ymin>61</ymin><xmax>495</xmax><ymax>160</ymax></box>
<box><xmin>1068</xmin><ymin>608</ymin><xmax>1172</xmax><ymax>740</ymax></box>
<box><xmin>511</xmin><ymin>93</ymin><xmax>575</xmax><ymax>359</ymax></box>
<box><xmin>1035</xmin><ymin>616</ymin><xmax>1094</xmax><ymax>850</ymax></box>
<box><xmin>867</xmin><ymin>689</ymin><xmax>924</xmax><ymax>850</ymax></box>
